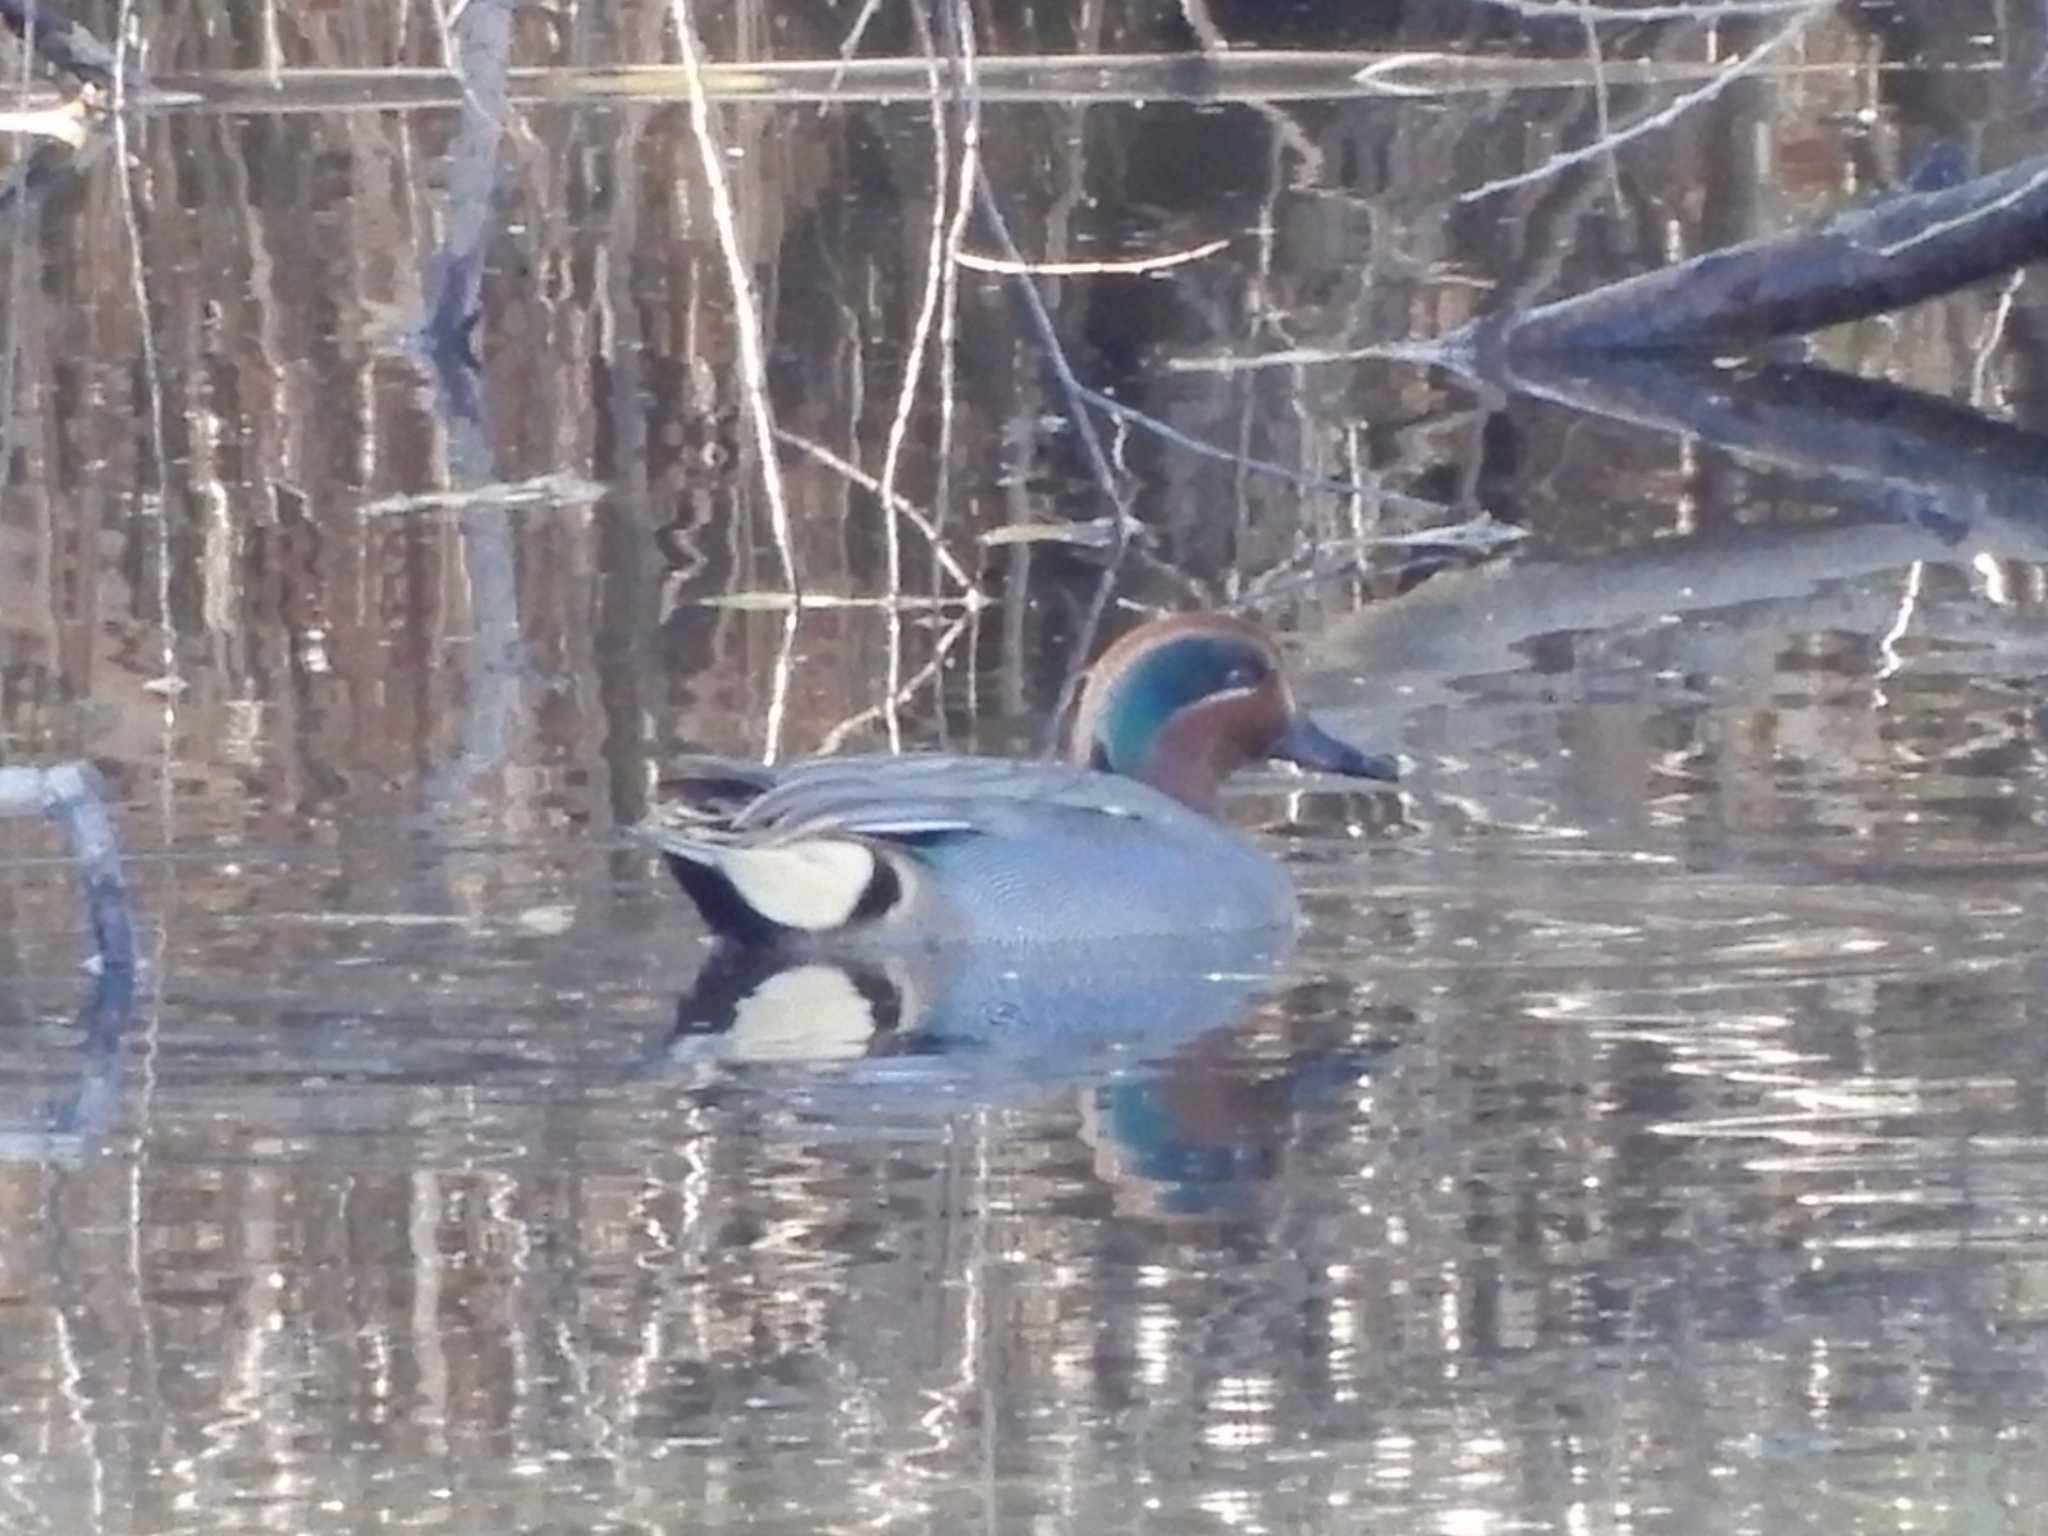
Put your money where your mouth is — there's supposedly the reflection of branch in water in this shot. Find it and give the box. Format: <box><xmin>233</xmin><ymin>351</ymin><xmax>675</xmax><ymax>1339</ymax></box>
<box><xmin>948</xmin><ymin>0</ymin><xmax>1134</xmax><ymax>728</ymax></box>
<box><xmin>0</xmin><ymin>764</ymin><xmax>138</xmax><ymax>1157</ymax></box>
<box><xmin>418</xmin><ymin>0</ymin><xmax>528</xmax><ymax>824</ymax></box>
<box><xmin>1456</xmin><ymin>5</ymin><xmax>1822</xmax><ymax>206</ymax></box>
<box><xmin>1077</xmin><ymin>382</ymin><xmax>1403</xmax><ymax>505</ymax></box>
<box><xmin>827</xmin><ymin>0</ymin><xmax>888</xmax><ymax>94</ymax></box>
<box><xmin>933</xmin><ymin>1</ymin><xmax>978</xmax><ymax>591</ymax></box>
<box><xmin>0</xmin><ymin>127</ymin><xmax>109</xmax><ymax>512</ymax></box>
<box><xmin>815</xmin><ymin>610</ymin><xmax>974</xmax><ymax>755</ymax></box>
<box><xmin>1498</xmin><ymin>351</ymin><xmax>2048</xmax><ymax>521</ymax></box>
<box><xmin>667</xmin><ymin>0</ymin><xmax>801</xmax><ymax>600</ymax></box>
<box><xmin>955</xmin><ymin>239</ymin><xmax>1231</xmax><ymax>278</ymax></box>
<box><xmin>1871</xmin><ymin>559</ymin><xmax>1923</xmax><ymax>711</ymax></box>
<box><xmin>1571</xmin><ymin>0</ymin><xmax>1623</xmax><ymax>211</ymax></box>
<box><xmin>885</xmin><ymin>0</ymin><xmax>954</xmax><ymax>608</ymax></box>
<box><xmin>1478</xmin><ymin>0</ymin><xmax>1825</xmax><ymax>17</ymax></box>
<box><xmin>772</xmin><ymin>429</ymin><xmax>981</xmax><ymax>592</ymax></box>
<box><xmin>762</xmin><ymin>607</ymin><xmax>797</xmax><ymax>766</ymax></box>
<box><xmin>0</xmin><ymin>764</ymin><xmax>136</xmax><ymax>972</ymax></box>
<box><xmin>1325</xmin><ymin>354</ymin><xmax>2048</xmax><ymax>727</ymax></box>
<box><xmin>1969</xmin><ymin>269</ymin><xmax>2025</xmax><ymax>409</ymax></box>
<box><xmin>1238</xmin><ymin>514</ymin><xmax>1528</xmax><ymax>610</ymax></box>
<box><xmin>928</xmin><ymin>0</ymin><xmax>982</xmax><ymax>759</ymax></box>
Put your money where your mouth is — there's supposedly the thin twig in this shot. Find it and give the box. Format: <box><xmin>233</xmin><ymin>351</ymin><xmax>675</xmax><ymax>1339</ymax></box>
<box><xmin>1165</xmin><ymin>339</ymin><xmax>1445</xmax><ymax>374</ymax></box>
<box><xmin>825</xmin><ymin>0</ymin><xmax>888</xmax><ymax>95</ymax></box>
<box><xmin>762</xmin><ymin>607</ymin><xmax>798</xmax><ymax>765</ymax></box>
<box><xmin>693</xmin><ymin>591</ymin><xmax>977</xmax><ymax>611</ymax></box>
<box><xmin>955</xmin><ymin>238</ymin><xmax>1230</xmax><ymax>276</ymax></box>
<box><xmin>773</xmin><ymin>427</ymin><xmax>980</xmax><ymax>593</ymax></box>
<box><xmin>966</xmin><ymin>171</ymin><xmax>1122</xmax><ymax>519</ymax></box>
<box><xmin>953</xmin><ymin>3</ymin><xmax>1134</xmax><ymax>739</ymax></box>
<box><xmin>1478</xmin><ymin>0</ymin><xmax>1823</xmax><ymax>18</ymax></box>
<box><xmin>1970</xmin><ymin>268</ymin><xmax>2025</xmax><ymax>408</ymax></box>
<box><xmin>881</xmin><ymin>0</ymin><xmax>960</xmax><ymax>750</ymax></box>
<box><xmin>1075</xmin><ymin>382</ymin><xmax>1385</xmax><ymax>502</ymax></box>
<box><xmin>665</xmin><ymin>0</ymin><xmax>800</xmax><ymax>597</ymax></box>
<box><xmin>814</xmin><ymin>610</ymin><xmax>974</xmax><ymax>754</ymax></box>
<box><xmin>934</xmin><ymin>0</ymin><xmax>982</xmax><ymax>599</ymax></box>
<box><xmin>1457</xmin><ymin>3</ymin><xmax>1821</xmax><ymax>205</ymax></box>
<box><xmin>1577</xmin><ymin>0</ymin><xmax>1624</xmax><ymax>210</ymax></box>
<box><xmin>1872</xmin><ymin>559</ymin><xmax>1923</xmax><ymax>709</ymax></box>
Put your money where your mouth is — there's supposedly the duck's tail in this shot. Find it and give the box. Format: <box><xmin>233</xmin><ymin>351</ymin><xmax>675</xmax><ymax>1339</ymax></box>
<box><xmin>639</xmin><ymin>823</ymin><xmax>900</xmax><ymax>945</ymax></box>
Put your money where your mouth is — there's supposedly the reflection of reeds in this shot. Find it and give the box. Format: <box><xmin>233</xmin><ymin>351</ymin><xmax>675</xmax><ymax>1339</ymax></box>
<box><xmin>0</xmin><ymin>0</ymin><xmax>2016</xmax><ymax>772</ymax></box>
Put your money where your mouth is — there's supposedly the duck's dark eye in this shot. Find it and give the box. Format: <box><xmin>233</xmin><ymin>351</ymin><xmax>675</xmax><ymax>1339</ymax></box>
<box><xmin>1222</xmin><ymin>659</ymin><xmax>1265</xmax><ymax>689</ymax></box>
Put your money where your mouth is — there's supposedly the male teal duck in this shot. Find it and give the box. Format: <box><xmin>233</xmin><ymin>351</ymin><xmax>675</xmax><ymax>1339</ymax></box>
<box><xmin>646</xmin><ymin>613</ymin><xmax>1397</xmax><ymax>947</ymax></box>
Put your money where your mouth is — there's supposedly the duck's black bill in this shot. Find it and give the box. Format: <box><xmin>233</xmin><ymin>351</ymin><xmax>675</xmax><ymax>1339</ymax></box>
<box><xmin>1274</xmin><ymin>715</ymin><xmax>1400</xmax><ymax>783</ymax></box>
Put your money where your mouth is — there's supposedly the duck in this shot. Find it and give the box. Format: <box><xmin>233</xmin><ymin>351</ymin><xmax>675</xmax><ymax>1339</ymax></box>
<box><xmin>644</xmin><ymin>612</ymin><xmax>1397</xmax><ymax>948</ymax></box>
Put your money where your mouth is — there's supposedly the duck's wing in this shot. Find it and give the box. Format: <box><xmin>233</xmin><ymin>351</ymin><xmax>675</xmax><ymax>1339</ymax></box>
<box><xmin>726</xmin><ymin>753</ymin><xmax>1178</xmax><ymax>842</ymax></box>
<box><xmin>641</xmin><ymin>754</ymin><xmax>1196</xmax><ymax>944</ymax></box>
<box><xmin>659</xmin><ymin>752</ymin><xmax>1177</xmax><ymax>841</ymax></box>
<box><xmin>657</xmin><ymin>754</ymin><xmax>780</xmax><ymax>825</ymax></box>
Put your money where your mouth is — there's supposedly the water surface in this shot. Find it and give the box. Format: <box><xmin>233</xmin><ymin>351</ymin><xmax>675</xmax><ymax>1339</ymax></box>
<box><xmin>2</xmin><ymin>2</ymin><xmax>2047</xmax><ymax>1531</ymax></box>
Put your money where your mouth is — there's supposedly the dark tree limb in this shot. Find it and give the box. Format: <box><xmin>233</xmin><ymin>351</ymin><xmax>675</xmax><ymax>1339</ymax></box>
<box><xmin>1491</xmin><ymin>349</ymin><xmax>2048</xmax><ymax>534</ymax></box>
<box><xmin>1477</xmin><ymin>150</ymin><xmax>2048</xmax><ymax>354</ymax></box>
<box><xmin>1314</xmin><ymin>354</ymin><xmax>2048</xmax><ymax>747</ymax></box>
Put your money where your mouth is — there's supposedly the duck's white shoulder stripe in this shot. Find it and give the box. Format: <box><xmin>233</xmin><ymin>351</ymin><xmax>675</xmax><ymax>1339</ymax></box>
<box><xmin>716</xmin><ymin>838</ymin><xmax>877</xmax><ymax>932</ymax></box>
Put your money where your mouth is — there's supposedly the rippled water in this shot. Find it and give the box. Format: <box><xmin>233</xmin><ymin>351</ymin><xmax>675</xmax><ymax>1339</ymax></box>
<box><xmin>3</xmin><ymin>2</ymin><xmax>2048</xmax><ymax>1532</ymax></box>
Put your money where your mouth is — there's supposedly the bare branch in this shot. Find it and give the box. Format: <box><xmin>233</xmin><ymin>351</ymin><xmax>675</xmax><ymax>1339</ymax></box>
<box><xmin>814</xmin><ymin>611</ymin><xmax>974</xmax><ymax>754</ymax></box>
<box><xmin>1477</xmin><ymin>0</ymin><xmax>1825</xmax><ymax>20</ymax></box>
<box><xmin>1457</xmin><ymin>4</ymin><xmax>1822</xmax><ymax>205</ymax></box>
<box><xmin>665</xmin><ymin>0</ymin><xmax>801</xmax><ymax>599</ymax></box>
<box><xmin>773</xmin><ymin>427</ymin><xmax>981</xmax><ymax>593</ymax></box>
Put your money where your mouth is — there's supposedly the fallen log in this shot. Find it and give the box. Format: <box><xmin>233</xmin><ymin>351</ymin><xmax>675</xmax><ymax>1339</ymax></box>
<box><xmin>1476</xmin><ymin>150</ymin><xmax>2048</xmax><ymax>354</ymax></box>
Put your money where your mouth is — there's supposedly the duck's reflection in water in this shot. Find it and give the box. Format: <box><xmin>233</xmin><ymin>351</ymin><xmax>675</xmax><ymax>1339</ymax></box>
<box><xmin>655</xmin><ymin>931</ymin><xmax>1385</xmax><ymax>1217</ymax></box>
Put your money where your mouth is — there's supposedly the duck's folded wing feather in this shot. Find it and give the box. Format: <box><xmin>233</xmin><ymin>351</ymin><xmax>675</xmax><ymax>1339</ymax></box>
<box><xmin>731</xmin><ymin>753</ymin><xmax>1178</xmax><ymax>842</ymax></box>
<box><xmin>658</xmin><ymin>754</ymin><xmax>783</xmax><ymax>823</ymax></box>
